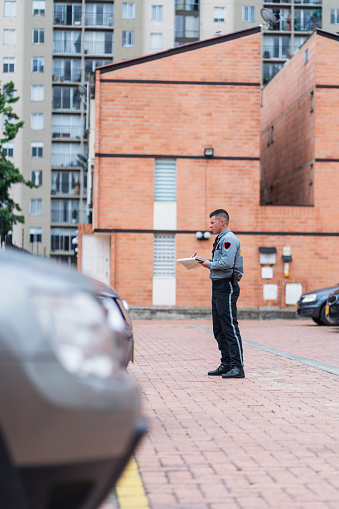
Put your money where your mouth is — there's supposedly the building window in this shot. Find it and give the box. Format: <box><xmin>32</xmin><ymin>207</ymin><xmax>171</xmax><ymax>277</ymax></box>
<box><xmin>51</xmin><ymin>171</ymin><xmax>81</xmax><ymax>195</ymax></box>
<box><xmin>153</xmin><ymin>235</ymin><xmax>176</xmax><ymax>276</ymax></box>
<box><xmin>175</xmin><ymin>15</ymin><xmax>199</xmax><ymax>38</ymax></box>
<box><xmin>3</xmin><ymin>57</ymin><xmax>15</xmax><ymax>73</ymax></box>
<box><xmin>32</xmin><ymin>28</ymin><xmax>45</xmax><ymax>44</ymax></box>
<box><xmin>2</xmin><ymin>142</ymin><xmax>14</xmax><ymax>158</ymax></box>
<box><xmin>304</xmin><ymin>48</ymin><xmax>308</xmax><ymax>65</ymax></box>
<box><xmin>31</xmin><ymin>114</ymin><xmax>44</xmax><ymax>130</ymax></box>
<box><xmin>31</xmin><ymin>85</ymin><xmax>44</xmax><ymax>101</ymax></box>
<box><xmin>52</xmin><ymin>58</ymin><xmax>81</xmax><ymax>82</ymax></box>
<box><xmin>30</xmin><ymin>227</ymin><xmax>42</xmax><ymax>243</ymax></box>
<box><xmin>155</xmin><ymin>160</ymin><xmax>176</xmax><ymax>201</ymax></box>
<box><xmin>122</xmin><ymin>2</ymin><xmax>135</xmax><ymax>19</ymax></box>
<box><xmin>55</xmin><ymin>3</ymin><xmax>82</xmax><ymax>26</ymax></box>
<box><xmin>32</xmin><ymin>57</ymin><xmax>44</xmax><ymax>72</ymax></box>
<box><xmin>3</xmin><ymin>29</ymin><xmax>16</xmax><ymax>45</ymax></box>
<box><xmin>151</xmin><ymin>5</ymin><xmax>162</xmax><ymax>21</ymax></box>
<box><xmin>51</xmin><ymin>228</ymin><xmax>77</xmax><ymax>252</ymax></box>
<box><xmin>30</xmin><ymin>199</ymin><xmax>42</xmax><ymax>215</ymax></box>
<box><xmin>53</xmin><ymin>31</ymin><xmax>82</xmax><ymax>54</ymax></box>
<box><xmin>51</xmin><ymin>199</ymin><xmax>79</xmax><ymax>223</ymax></box>
<box><xmin>122</xmin><ymin>31</ymin><xmax>134</xmax><ymax>47</ymax></box>
<box><xmin>4</xmin><ymin>0</ymin><xmax>16</xmax><ymax>17</ymax></box>
<box><xmin>53</xmin><ymin>86</ymin><xmax>80</xmax><ymax>110</ymax></box>
<box><xmin>331</xmin><ymin>9</ymin><xmax>339</xmax><ymax>24</ymax></box>
<box><xmin>31</xmin><ymin>142</ymin><xmax>43</xmax><ymax>158</ymax></box>
<box><xmin>85</xmin><ymin>4</ymin><xmax>113</xmax><ymax>27</ymax></box>
<box><xmin>214</xmin><ymin>6</ymin><xmax>225</xmax><ymax>22</ymax></box>
<box><xmin>30</xmin><ymin>170</ymin><xmax>43</xmax><ymax>186</ymax></box>
<box><xmin>84</xmin><ymin>31</ymin><xmax>113</xmax><ymax>55</ymax></box>
<box><xmin>33</xmin><ymin>0</ymin><xmax>45</xmax><ymax>16</ymax></box>
<box><xmin>150</xmin><ymin>33</ymin><xmax>163</xmax><ymax>50</ymax></box>
<box><xmin>243</xmin><ymin>6</ymin><xmax>255</xmax><ymax>22</ymax></box>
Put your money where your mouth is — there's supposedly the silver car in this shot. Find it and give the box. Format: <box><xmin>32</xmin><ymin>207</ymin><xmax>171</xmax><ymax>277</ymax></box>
<box><xmin>0</xmin><ymin>250</ymin><xmax>145</xmax><ymax>509</ymax></box>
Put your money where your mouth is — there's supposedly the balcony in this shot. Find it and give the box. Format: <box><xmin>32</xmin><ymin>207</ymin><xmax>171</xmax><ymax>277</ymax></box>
<box><xmin>264</xmin><ymin>0</ymin><xmax>291</xmax><ymax>3</ymax></box>
<box><xmin>52</xmin><ymin>155</ymin><xmax>80</xmax><ymax>167</ymax></box>
<box><xmin>51</xmin><ymin>210</ymin><xmax>79</xmax><ymax>224</ymax></box>
<box><xmin>85</xmin><ymin>13</ymin><xmax>113</xmax><ymax>27</ymax></box>
<box><xmin>53</xmin><ymin>41</ymin><xmax>82</xmax><ymax>54</ymax></box>
<box><xmin>294</xmin><ymin>19</ymin><xmax>321</xmax><ymax>32</ymax></box>
<box><xmin>53</xmin><ymin>13</ymin><xmax>82</xmax><ymax>27</ymax></box>
<box><xmin>84</xmin><ymin>42</ymin><xmax>113</xmax><ymax>55</ymax></box>
<box><xmin>267</xmin><ymin>12</ymin><xmax>292</xmax><ymax>31</ymax></box>
<box><xmin>52</xmin><ymin>98</ymin><xmax>81</xmax><ymax>111</ymax></box>
<box><xmin>263</xmin><ymin>44</ymin><xmax>291</xmax><ymax>59</ymax></box>
<box><xmin>295</xmin><ymin>0</ymin><xmax>321</xmax><ymax>4</ymax></box>
<box><xmin>52</xmin><ymin>69</ymin><xmax>81</xmax><ymax>82</ymax></box>
<box><xmin>52</xmin><ymin>126</ymin><xmax>82</xmax><ymax>140</ymax></box>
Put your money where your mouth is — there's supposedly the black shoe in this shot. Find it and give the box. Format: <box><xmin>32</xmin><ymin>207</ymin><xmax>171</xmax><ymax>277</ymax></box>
<box><xmin>222</xmin><ymin>366</ymin><xmax>245</xmax><ymax>379</ymax></box>
<box><xmin>208</xmin><ymin>363</ymin><xmax>232</xmax><ymax>376</ymax></box>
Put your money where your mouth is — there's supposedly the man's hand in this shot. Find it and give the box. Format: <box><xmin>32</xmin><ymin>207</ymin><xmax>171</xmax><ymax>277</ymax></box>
<box><xmin>201</xmin><ymin>260</ymin><xmax>210</xmax><ymax>269</ymax></box>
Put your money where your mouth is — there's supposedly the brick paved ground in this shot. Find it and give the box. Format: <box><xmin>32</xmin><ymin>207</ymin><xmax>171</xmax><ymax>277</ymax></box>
<box><xmin>123</xmin><ymin>319</ymin><xmax>339</xmax><ymax>509</ymax></box>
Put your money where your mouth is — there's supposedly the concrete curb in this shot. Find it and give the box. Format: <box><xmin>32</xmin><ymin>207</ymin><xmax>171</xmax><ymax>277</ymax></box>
<box><xmin>129</xmin><ymin>306</ymin><xmax>297</xmax><ymax>320</ymax></box>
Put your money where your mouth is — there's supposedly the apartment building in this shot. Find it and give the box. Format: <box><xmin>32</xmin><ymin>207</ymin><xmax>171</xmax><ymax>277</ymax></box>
<box><xmin>1</xmin><ymin>0</ymin><xmax>338</xmax><ymax>261</ymax></box>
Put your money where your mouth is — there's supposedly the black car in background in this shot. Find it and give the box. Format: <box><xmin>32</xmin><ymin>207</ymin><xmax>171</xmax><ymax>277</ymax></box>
<box><xmin>325</xmin><ymin>288</ymin><xmax>339</xmax><ymax>325</ymax></box>
<box><xmin>296</xmin><ymin>284</ymin><xmax>339</xmax><ymax>325</ymax></box>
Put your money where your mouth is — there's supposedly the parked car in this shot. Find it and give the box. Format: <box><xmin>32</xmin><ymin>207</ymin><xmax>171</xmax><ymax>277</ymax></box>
<box><xmin>325</xmin><ymin>288</ymin><xmax>339</xmax><ymax>325</ymax></box>
<box><xmin>0</xmin><ymin>250</ymin><xmax>145</xmax><ymax>509</ymax></box>
<box><xmin>93</xmin><ymin>279</ymin><xmax>134</xmax><ymax>368</ymax></box>
<box><xmin>296</xmin><ymin>284</ymin><xmax>339</xmax><ymax>325</ymax></box>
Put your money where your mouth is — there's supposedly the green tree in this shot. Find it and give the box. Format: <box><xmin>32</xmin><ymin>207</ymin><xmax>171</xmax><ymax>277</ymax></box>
<box><xmin>0</xmin><ymin>81</ymin><xmax>34</xmax><ymax>242</ymax></box>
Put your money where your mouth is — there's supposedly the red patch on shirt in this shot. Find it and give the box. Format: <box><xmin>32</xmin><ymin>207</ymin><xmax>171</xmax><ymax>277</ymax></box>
<box><xmin>216</xmin><ymin>244</ymin><xmax>221</xmax><ymax>250</ymax></box>
<box><xmin>224</xmin><ymin>242</ymin><xmax>231</xmax><ymax>250</ymax></box>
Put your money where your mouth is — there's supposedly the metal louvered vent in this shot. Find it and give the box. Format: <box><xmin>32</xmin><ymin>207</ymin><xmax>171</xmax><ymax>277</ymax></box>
<box><xmin>153</xmin><ymin>235</ymin><xmax>176</xmax><ymax>276</ymax></box>
<box><xmin>154</xmin><ymin>160</ymin><xmax>176</xmax><ymax>201</ymax></box>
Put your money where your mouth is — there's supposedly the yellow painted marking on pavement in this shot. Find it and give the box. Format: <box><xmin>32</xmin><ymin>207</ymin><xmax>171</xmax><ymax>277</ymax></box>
<box><xmin>115</xmin><ymin>457</ymin><xmax>150</xmax><ymax>509</ymax></box>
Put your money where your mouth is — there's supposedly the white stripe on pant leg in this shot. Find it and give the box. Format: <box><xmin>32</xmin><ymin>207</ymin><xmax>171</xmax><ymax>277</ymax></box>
<box><xmin>228</xmin><ymin>282</ymin><xmax>243</xmax><ymax>366</ymax></box>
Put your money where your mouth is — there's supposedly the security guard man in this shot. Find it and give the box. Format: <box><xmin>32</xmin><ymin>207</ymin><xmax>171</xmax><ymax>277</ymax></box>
<box><xmin>200</xmin><ymin>209</ymin><xmax>245</xmax><ymax>379</ymax></box>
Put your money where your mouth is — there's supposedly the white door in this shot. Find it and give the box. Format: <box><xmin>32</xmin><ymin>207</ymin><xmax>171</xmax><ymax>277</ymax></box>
<box><xmin>81</xmin><ymin>234</ymin><xmax>110</xmax><ymax>285</ymax></box>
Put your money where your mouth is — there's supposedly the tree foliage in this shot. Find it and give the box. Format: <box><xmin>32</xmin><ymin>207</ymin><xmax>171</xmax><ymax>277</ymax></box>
<box><xmin>0</xmin><ymin>81</ymin><xmax>34</xmax><ymax>239</ymax></box>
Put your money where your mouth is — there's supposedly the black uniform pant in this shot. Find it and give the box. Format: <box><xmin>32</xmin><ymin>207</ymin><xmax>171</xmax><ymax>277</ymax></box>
<box><xmin>211</xmin><ymin>278</ymin><xmax>244</xmax><ymax>367</ymax></box>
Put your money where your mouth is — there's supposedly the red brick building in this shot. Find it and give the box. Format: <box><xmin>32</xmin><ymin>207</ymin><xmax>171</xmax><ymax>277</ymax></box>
<box><xmin>78</xmin><ymin>27</ymin><xmax>339</xmax><ymax>309</ymax></box>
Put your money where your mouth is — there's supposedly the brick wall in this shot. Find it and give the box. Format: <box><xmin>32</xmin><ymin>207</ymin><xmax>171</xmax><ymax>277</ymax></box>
<box><xmin>78</xmin><ymin>28</ymin><xmax>339</xmax><ymax>309</ymax></box>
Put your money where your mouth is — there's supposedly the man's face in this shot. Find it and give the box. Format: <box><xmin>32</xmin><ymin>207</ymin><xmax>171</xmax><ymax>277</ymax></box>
<box><xmin>209</xmin><ymin>216</ymin><xmax>224</xmax><ymax>235</ymax></box>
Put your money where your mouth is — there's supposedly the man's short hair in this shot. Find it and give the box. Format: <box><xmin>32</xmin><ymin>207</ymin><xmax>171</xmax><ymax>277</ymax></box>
<box><xmin>209</xmin><ymin>209</ymin><xmax>229</xmax><ymax>224</ymax></box>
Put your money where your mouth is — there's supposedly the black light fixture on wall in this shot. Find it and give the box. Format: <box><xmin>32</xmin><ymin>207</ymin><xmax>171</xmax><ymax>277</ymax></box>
<box><xmin>204</xmin><ymin>148</ymin><xmax>214</xmax><ymax>158</ymax></box>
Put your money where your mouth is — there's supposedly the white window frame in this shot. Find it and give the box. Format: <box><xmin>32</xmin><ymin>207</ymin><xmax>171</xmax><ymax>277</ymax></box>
<box><xmin>150</xmin><ymin>32</ymin><xmax>163</xmax><ymax>50</ymax></box>
<box><xmin>30</xmin><ymin>199</ymin><xmax>42</xmax><ymax>216</ymax></box>
<box><xmin>3</xmin><ymin>29</ymin><xmax>16</xmax><ymax>45</ymax></box>
<box><xmin>243</xmin><ymin>6</ymin><xmax>255</xmax><ymax>22</ymax></box>
<box><xmin>3</xmin><ymin>57</ymin><xmax>15</xmax><ymax>73</ymax></box>
<box><xmin>2</xmin><ymin>142</ymin><xmax>14</xmax><ymax>158</ymax></box>
<box><xmin>31</xmin><ymin>113</ymin><xmax>44</xmax><ymax>130</ymax></box>
<box><xmin>31</xmin><ymin>142</ymin><xmax>44</xmax><ymax>158</ymax></box>
<box><xmin>32</xmin><ymin>57</ymin><xmax>44</xmax><ymax>72</ymax></box>
<box><xmin>331</xmin><ymin>8</ymin><xmax>339</xmax><ymax>24</ymax></box>
<box><xmin>213</xmin><ymin>6</ymin><xmax>225</xmax><ymax>23</ymax></box>
<box><xmin>122</xmin><ymin>30</ymin><xmax>134</xmax><ymax>47</ymax></box>
<box><xmin>32</xmin><ymin>28</ymin><xmax>45</xmax><ymax>44</ymax></box>
<box><xmin>151</xmin><ymin>5</ymin><xmax>162</xmax><ymax>21</ymax></box>
<box><xmin>31</xmin><ymin>85</ymin><xmax>44</xmax><ymax>101</ymax></box>
<box><xmin>30</xmin><ymin>227</ymin><xmax>42</xmax><ymax>243</ymax></box>
<box><xmin>33</xmin><ymin>0</ymin><xmax>45</xmax><ymax>16</ymax></box>
<box><xmin>4</xmin><ymin>1</ymin><xmax>16</xmax><ymax>17</ymax></box>
<box><xmin>122</xmin><ymin>2</ymin><xmax>135</xmax><ymax>19</ymax></box>
<box><xmin>30</xmin><ymin>170</ymin><xmax>43</xmax><ymax>186</ymax></box>
<box><xmin>153</xmin><ymin>235</ymin><xmax>176</xmax><ymax>277</ymax></box>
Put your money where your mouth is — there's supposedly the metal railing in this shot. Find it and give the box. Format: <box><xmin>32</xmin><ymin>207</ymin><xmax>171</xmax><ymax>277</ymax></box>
<box><xmin>295</xmin><ymin>0</ymin><xmax>322</xmax><ymax>4</ymax></box>
<box><xmin>175</xmin><ymin>29</ymin><xmax>199</xmax><ymax>38</ymax></box>
<box><xmin>84</xmin><ymin>42</ymin><xmax>113</xmax><ymax>55</ymax></box>
<box><xmin>51</xmin><ymin>155</ymin><xmax>80</xmax><ymax>167</ymax></box>
<box><xmin>85</xmin><ymin>14</ymin><xmax>113</xmax><ymax>26</ymax></box>
<box><xmin>267</xmin><ymin>16</ymin><xmax>292</xmax><ymax>31</ymax></box>
<box><xmin>53</xmin><ymin>12</ymin><xmax>82</xmax><ymax>26</ymax></box>
<box><xmin>294</xmin><ymin>19</ymin><xmax>321</xmax><ymax>31</ymax></box>
<box><xmin>263</xmin><ymin>44</ymin><xmax>291</xmax><ymax>59</ymax></box>
<box><xmin>52</xmin><ymin>99</ymin><xmax>80</xmax><ymax>110</ymax></box>
<box><xmin>51</xmin><ymin>210</ymin><xmax>79</xmax><ymax>224</ymax></box>
<box><xmin>53</xmin><ymin>41</ymin><xmax>82</xmax><ymax>54</ymax></box>
<box><xmin>51</xmin><ymin>183</ymin><xmax>80</xmax><ymax>195</ymax></box>
<box><xmin>52</xmin><ymin>126</ymin><xmax>82</xmax><ymax>139</ymax></box>
<box><xmin>52</xmin><ymin>69</ymin><xmax>81</xmax><ymax>82</ymax></box>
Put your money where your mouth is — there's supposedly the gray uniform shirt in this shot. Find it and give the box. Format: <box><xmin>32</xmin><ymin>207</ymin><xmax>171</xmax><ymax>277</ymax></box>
<box><xmin>208</xmin><ymin>228</ymin><xmax>244</xmax><ymax>281</ymax></box>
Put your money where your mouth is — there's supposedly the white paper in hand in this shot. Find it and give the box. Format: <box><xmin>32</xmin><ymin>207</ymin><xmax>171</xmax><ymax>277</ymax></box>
<box><xmin>177</xmin><ymin>257</ymin><xmax>205</xmax><ymax>270</ymax></box>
